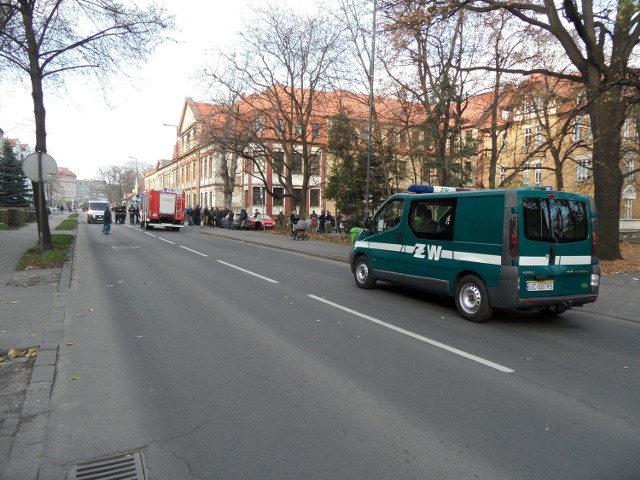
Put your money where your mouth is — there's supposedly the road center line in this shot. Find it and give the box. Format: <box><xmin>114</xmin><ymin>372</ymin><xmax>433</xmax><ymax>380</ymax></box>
<box><xmin>217</xmin><ymin>260</ymin><xmax>279</xmax><ymax>284</ymax></box>
<box><xmin>144</xmin><ymin>232</ymin><xmax>157</xmax><ymax>237</ymax></box>
<box><xmin>179</xmin><ymin>245</ymin><xmax>208</xmax><ymax>257</ymax></box>
<box><xmin>158</xmin><ymin>237</ymin><xmax>176</xmax><ymax>245</ymax></box>
<box><xmin>308</xmin><ymin>294</ymin><xmax>514</xmax><ymax>374</ymax></box>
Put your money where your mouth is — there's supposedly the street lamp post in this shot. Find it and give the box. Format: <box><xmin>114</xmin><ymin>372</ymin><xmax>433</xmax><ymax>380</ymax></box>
<box><xmin>365</xmin><ymin>0</ymin><xmax>377</xmax><ymax>222</ymax></box>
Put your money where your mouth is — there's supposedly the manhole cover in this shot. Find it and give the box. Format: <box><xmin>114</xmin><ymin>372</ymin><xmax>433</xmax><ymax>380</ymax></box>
<box><xmin>68</xmin><ymin>451</ymin><xmax>145</xmax><ymax>480</ymax></box>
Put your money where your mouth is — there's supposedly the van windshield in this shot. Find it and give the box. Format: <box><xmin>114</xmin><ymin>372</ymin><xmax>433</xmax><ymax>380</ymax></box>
<box><xmin>523</xmin><ymin>197</ymin><xmax>588</xmax><ymax>243</ymax></box>
<box><xmin>89</xmin><ymin>202</ymin><xmax>109</xmax><ymax>211</ymax></box>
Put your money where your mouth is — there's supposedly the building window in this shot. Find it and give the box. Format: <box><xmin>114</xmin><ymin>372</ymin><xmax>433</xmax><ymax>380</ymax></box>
<box><xmin>577</xmin><ymin>157</ymin><xmax>591</xmax><ymax>181</ymax></box>
<box><xmin>533</xmin><ymin>161</ymin><xmax>542</xmax><ymax>184</ymax></box>
<box><xmin>253</xmin><ymin>187</ymin><xmax>265</xmax><ymax>205</ymax></box>
<box><xmin>295</xmin><ymin>122</ymin><xmax>303</xmax><ymax>138</ymax></box>
<box><xmin>535</xmin><ymin>126</ymin><xmax>544</xmax><ymax>147</ymax></box>
<box><xmin>624</xmin><ymin>199</ymin><xmax>633</xmax><ymax>220</ymax></box>
<box><xmin>273</xmin><ymin>187</ymin><xmax>284</xmax><ymax>207</ymax></box>
<box><xmin>573</xmin><ymin>117</ymin><xmax>584</xmax><ymax>142</ymax></box>
<box><xmin>523</xmin><ymin>163</ymin><xmax>530</xmax><ymax>185</ymax></box>
<box><xmin>523</xmin><ymin>127</ymin><xmax>532</xmax><ymax>149</ymax></box>
<box><xmin>292</xmin><ymin>152</ymin><xmax>303</xmax><ymax>175</ymax></box>
<box><xmin>308</xmin><ymin>151</ymin><xmax>320</xmax><ymax>176</ymax></box>
<box><xmin>253</xmin><ymin>155</ymin><xmax>266</xmax><ymax>174</ymax></box>
<box><xmin>312</xmin><ymin>123</ymin><xmax>320</xmax><ymax>139</ymax></box>
<box><xmin>273</xmin><ymin>151</ymin><xmax>285</xmax><ymax>175</ymax></box>
<box><xmin>275</xmin><ymin>119</ymin><xmax>285</xmax><ymax>137</ymax></box>
<box><xmin>499</xmin><ymin>165</ymin><xmax>507</xmax><ymax>185</ymax></box>
<box><xmin>624</xmin><ymin>156</ymin><xmax>635</xmax><ymax>182</ymax></box>
<box><xmin>309</xmin><ymin>189</ymin><xmax>320</xmax><ymax>207</ymax></box>
<box><xmin>293</xmin><ymin>188</ymin><xmax>303</xmax><ymax>209</ymax></box>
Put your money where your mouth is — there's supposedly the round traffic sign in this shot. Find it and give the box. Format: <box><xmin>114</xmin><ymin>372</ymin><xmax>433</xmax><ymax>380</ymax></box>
<box><xmin>21</xmin><ymin>152</ymin><xmax>58</xmax><ymax>183</ymax></box>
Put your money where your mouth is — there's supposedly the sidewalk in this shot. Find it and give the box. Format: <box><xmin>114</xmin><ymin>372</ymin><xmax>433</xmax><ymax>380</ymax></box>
<box><xmin>195</xmin><ymin>224</ymin><xmax>353</xmax><ymax>263</ymax></box>
<box><xmin>0</xmin><ymin>214</ymin><xmax>74</xmax><ymax>479</ymax></box>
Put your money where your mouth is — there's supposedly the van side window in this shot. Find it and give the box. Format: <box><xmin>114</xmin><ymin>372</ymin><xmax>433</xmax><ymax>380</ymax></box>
<box><xmin>523</xmin><ymin>197</ymin><xmax>588</xmax><ymax>243</ymax></box>
<box><xmin>373</xmin><ymin>198</ymin><xmax>405</xmax><ymax>232</ymax></box>
<box><xmin>409</xmin><ymin>199</ymin><xmax>456</xmax><ymax>240</ymax></box>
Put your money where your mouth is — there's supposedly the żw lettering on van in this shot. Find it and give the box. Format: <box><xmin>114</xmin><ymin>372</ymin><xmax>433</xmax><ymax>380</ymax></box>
<box><xmin>413</xmin><ymin>243</ymin><xmax>442</xmax><ymax>260</ymax></box>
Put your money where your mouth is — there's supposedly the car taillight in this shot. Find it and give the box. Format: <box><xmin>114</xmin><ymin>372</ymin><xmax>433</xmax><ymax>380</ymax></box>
<box><xmin>509</xmin><ymin>217</ymin><xmax>518</xmax><ymax>258</ymax></box>
<box><xmin>591</xmin><ymin>220</ymin><xmax>598</xmax><ymax>258</ymax></box>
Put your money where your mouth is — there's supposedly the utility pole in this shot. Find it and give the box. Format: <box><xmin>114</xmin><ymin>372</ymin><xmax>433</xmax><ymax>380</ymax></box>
<box><xmin>365</xmin><ymin>0</ymin><xmax>376</xmax><ymax>221</ymax></box>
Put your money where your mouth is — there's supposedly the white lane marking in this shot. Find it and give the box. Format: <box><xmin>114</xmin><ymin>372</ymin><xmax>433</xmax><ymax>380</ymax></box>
<box><xmin>308</xmin><ymin>295</ymin><xmax>514</xmax><ymax>374</ymax></box>
<box><xmin>159</xmin><ymin>237</ymin><xmax>176</xmax><ymax>245</ymax></box>
<box><xmin>179</xmin><ymin>246</ymin><xmax>208</xmax><ymax>257</ymax></box>
<box><xmin>145</xmin><ymin>232</ymin><xmax>157</xmax><ymax>237</ymax></box>
<box><xmin>217</xmin><ymin>260</ymin><xmax>279</xmax><ymax>284</ymax></box>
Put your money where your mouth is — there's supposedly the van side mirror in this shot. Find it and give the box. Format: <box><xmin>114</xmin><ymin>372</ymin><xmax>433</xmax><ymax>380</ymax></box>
<box><xmin>364</xmin><ymin>216</ymin><xmax>373</xmax><ymax>231</ymax></box>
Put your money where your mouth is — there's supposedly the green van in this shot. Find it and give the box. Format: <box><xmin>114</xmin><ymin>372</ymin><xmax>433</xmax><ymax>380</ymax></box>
<box><xmin>349</xmin><ymin>186</ymin><xmax>600</xmax><ymax>322</ymax></box>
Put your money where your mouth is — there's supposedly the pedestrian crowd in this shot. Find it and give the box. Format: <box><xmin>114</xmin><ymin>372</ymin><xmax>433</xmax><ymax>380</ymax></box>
<box><xmin>102</xmin><ymin>201</ymin><xmax>344</xmax><ymax>237</ymax></box>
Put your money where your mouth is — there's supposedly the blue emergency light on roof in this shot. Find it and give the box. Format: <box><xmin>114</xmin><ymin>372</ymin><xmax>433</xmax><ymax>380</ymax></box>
<box><xmin>408</xmin><ymin>185</ymin><xmax>459</xmax><ymax>193</ymax></box>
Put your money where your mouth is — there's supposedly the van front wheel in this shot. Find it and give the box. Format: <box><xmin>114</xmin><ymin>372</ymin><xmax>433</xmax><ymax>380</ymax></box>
<box><xmin>455</xmin><ymin>275</ymin><xmax>493</xmax><ymax>323</ymax></box>
<box><xmin>354</xmin><ymin>256</ymin><xmax>376</xmax><ymax>289</ymax></box>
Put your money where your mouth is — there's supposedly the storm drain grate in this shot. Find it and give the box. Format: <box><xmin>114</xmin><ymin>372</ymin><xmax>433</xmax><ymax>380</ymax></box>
<box><xmin>68</xmin><ymin>451</ymin><xmax>145</xmax><ymax>480</ymax></box>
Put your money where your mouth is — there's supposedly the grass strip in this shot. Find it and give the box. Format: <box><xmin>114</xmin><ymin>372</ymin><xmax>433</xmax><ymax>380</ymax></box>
<box><xmin>16</xmin><ymin>234</ymin><xmax>75</xmax><ymax>270</ymax></box>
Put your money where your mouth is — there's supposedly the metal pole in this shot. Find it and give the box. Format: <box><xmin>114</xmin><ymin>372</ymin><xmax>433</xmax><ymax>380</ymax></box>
<box><xmin>37</xmin><ymin>152</ymin><xmax>45</xmax><ymax>253</ymax></box>
<box><xmin>365</xmin><ymin>0</ymin><xmax>376</xmax><ymax>222</ymax></box>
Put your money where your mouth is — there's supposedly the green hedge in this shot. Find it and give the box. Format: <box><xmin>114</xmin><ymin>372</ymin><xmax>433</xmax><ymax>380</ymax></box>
<box><xmin>0</xmin><ymin>208</ymin><xmax>37</xmax><ymax>227</ymax></box>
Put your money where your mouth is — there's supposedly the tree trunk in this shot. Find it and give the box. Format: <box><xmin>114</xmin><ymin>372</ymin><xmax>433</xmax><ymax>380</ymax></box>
<box><xmin>22</xmin><ymin>0</ymin><xmax>53</xmax><ymax>250</ymax></box>
<box><xmin>588</xmin><ymin>85</ymin><xmax>625</xmax><ymax>260</ymax></box>
<box><xmin>30</xmin><ymin>70</ymin><xmax>53</xmax><ymax>250</ymax></box>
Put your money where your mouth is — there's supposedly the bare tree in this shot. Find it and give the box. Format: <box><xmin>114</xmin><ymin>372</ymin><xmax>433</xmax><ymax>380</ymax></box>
<box><xmin>380</xmin><ymin>2</ymin><xmax>487</xmax><ymax>186</ymax></box>
<box><xmin>0</xmin><ymin>0</ymin><xmax>174</xmax><ymax>249</ymax></box>
<box><xmin>451</xmin><ymin>0</ymin><xmax>640</xmax><ymax>260</ymax></box>
<box><xmin>203</xmin><ymin>3</ymin><xmax>346</xmax><ymax>216</ymax></box>
<box><xmin>197</xmin><ymin>89</ymin><xmax>250</xmax><ymax>209</ymax></box>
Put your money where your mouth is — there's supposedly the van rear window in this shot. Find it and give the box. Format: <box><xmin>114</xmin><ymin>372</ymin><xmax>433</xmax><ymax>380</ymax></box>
<box><xmin>523</xmin><ymin>197</ymin><xmax>588</xmax><ymax>243</ymax></box>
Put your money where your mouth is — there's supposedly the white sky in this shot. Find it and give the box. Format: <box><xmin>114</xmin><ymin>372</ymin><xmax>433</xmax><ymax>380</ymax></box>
<box><xmin>0</xmin><ymin>0</ymin><xmax>327</xmax><ymax>180</ymax></box>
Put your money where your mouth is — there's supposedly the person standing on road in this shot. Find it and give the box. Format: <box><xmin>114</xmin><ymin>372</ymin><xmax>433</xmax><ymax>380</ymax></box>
<box><xmin>202</xmin><ymin>206</ymin><xmax>209</xmax><ymax>228</ymax></box>
<box><xmin>194</xmin><ymin>205</ymin><xmax>201</xmax><ymax>227</ymax></box>
<box><xmin>227</xmin><ymin>210</ymin><xmax>235</xmax><ymax>230</ymax></box>
<box><xmin>102</xmin><ymin>205</ymin><xmax>112</xmax><ymax>234</ymax></box>
<box><xmin>239</xmin><ymin>208</ymin><xmax>248</xmax><ymax>229</ymax></box>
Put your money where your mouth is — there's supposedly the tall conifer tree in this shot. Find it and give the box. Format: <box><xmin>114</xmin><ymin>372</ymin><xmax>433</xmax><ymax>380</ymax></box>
<box><xmin>0</xmin><ymin>141</ymin><xmax>31</xmax><ymax>207</ymax></box>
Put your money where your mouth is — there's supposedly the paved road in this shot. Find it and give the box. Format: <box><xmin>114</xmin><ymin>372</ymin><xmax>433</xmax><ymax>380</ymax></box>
<box><xmin>2</xmin><ymin>217</ymin><xmax>639</xmax><ymax>479</ymax></box>
<box><xmin>44</xmin><ymin>222</ymin><xmax>640</xmax><ymax>478</ymax></box>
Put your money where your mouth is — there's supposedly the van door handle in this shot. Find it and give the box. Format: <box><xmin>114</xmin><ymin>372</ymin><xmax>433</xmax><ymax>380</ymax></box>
<box><xmin>549</xmin><ymin>245</ymin><xmax>556</xmax><ymax>264</ymax></box>
<box><xmin>397</xmin><ymin>232</ymin><xmax>403</xmax><ymax>244</ymax></box>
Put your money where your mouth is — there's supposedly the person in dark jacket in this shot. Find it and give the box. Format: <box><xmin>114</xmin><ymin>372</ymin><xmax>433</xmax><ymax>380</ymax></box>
<box><xmin>102</xmin><ymin>206</ymin><xmax>112</xmax><ymax>234</ymax></box>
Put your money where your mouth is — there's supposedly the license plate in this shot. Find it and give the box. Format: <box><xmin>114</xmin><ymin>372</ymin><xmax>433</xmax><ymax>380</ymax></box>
<box><xmin>526</xmin><ymin>280</ymin><xmax>554</xmax><ymax>292</ymax></box>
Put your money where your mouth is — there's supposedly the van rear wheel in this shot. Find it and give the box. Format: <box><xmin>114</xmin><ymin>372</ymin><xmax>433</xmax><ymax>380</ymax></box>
<box><xmin>354</xmin><ymin>256</ymin><xmax>376</xmax><ymax>289</ymax></box>
<box><xmin>455</xmin><ymin>274</ymin><xmax>493</xmax><ymax>323</ymax></box>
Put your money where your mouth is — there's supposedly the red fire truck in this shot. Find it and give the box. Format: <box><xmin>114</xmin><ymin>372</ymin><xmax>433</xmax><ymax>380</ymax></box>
<box><xmin>140</xmin><ymin>189</ymin><xmax>186</xmax><ymax>231</ymax></box>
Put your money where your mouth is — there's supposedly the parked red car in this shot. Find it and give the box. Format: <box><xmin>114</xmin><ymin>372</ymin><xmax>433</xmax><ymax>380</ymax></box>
<box><xmin>249</xmin><ymin>213</ymin><xmax>276</xmax><ymax>230</ymax></box>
